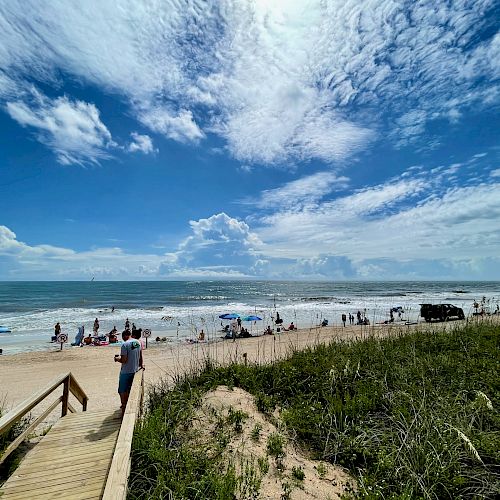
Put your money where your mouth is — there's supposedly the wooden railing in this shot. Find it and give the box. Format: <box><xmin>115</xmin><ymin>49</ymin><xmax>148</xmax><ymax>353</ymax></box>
<box><xmin>102</xmin><ymin>369</ymin><xmax>145</xmax><ymax>500</ymax></box>
<box><xmin>0</xmin><ymin>372</ymin><xmax>88</xmax><ymax>466</ymax></box>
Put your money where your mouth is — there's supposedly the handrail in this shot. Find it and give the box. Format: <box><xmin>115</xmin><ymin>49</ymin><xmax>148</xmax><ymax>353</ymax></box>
<box><xmin>102</xmin><ymin>369</ymin><xmax>145</xmax><ymax>500</ymax></box>
<box><xmin>0</xmin><ymin>372</ymin><xmax>88</xmax><ymax>465</ymax></box>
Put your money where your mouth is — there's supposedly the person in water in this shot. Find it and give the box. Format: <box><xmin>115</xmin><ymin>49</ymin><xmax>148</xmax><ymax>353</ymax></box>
<box><xmin>93</xmin><ymin>318</ymin><xmax>100</xmax><ymax>334</ymax></box>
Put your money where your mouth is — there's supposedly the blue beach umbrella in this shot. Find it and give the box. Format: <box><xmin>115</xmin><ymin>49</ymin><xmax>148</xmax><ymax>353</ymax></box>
<box><xmin>219</xmin><ymin>313</ymin><xmax>240</xmax><ymax>320</ymax></box>
<box><xmin>241</xmin><ymin>315</ymin><xmax>262</xmax><ymax>321</ymax></box>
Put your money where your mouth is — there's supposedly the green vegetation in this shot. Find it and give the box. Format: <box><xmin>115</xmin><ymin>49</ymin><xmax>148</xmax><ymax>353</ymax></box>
<box><xmin>291</xmin><ymin>465</ymin><xmax>305</xmax><ymax>481</ymax></box>
<box><xmin>250</xmin><ymin>422</ymin><xmax>262</xmax><ymax>442</ymax></box>
<box><xmin>0</xmin><ymin>411</ymin><xmax>31</xmax><ymax>484</ymax></box>
<box><xmin>130</xmin><ymin>321</ymin><xmax>500</xmax><ymax>499</ymax></box>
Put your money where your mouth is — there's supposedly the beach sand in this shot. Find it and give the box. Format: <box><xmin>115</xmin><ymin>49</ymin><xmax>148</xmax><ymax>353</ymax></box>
<box><xmin>0</xmin><ymin>319</ymin><xmax>488</xmax><ymax>423</ymax></box>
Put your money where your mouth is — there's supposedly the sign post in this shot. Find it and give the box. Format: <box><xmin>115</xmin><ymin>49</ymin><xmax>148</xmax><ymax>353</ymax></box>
<box><xmin>56</xmin><ymin>333</ymin><xmax>68</xmax><ymax>351</ymax></box>
<box><xmin>142</xmin><ymin>329</ymin><xmax>151</xmax><ymax>349</ymax></box>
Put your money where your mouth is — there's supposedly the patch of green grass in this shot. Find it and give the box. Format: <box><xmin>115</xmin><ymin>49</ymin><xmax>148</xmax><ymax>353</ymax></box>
<box><xmin>291</xmin><ymin>465</ymin><xmax>305</xmax><ymax>481</ymax></box>
<box><xmin>250</xmin><ymin>422</ymin><xmax>262</xmax><ymax>442</ymax></box>
<box><xmin>227</xmin><ymin>407</ymin><xmax>248</xmax><ymax>433</ymax></box>
<box><xmin>266</xmin><ymin>432</ymin><xmax>285</xmax><ymax>458</ymax></box>
<box><xmin>130</xmin><ymin>321</ymin><xmax>500</xmax><ymax>499</ymax></box>
<box><xmin>316</xmin><ymin>461</ymin><xmax>327</xmax><ymax>479</ymax></box>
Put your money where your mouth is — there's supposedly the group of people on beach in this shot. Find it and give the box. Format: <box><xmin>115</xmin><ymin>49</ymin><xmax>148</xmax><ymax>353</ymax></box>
<box><xmin>53</xmin><ymin>317</ymin><xmax>145</xmax><ymax>348</ymax></box>
<box><xmin>337</xmin><ymin>311</ymin><xmax>370</xmax><ymax>327</ymax></box>
<box><xmin>221</xmin><ymin>312</ymin><xmax>297</xmax><ymax>342</ymax></box>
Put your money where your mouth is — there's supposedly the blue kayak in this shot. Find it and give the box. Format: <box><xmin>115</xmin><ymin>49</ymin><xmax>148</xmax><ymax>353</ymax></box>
<box><xmin>0</xmin><ymin>326</ymin><xmax>11</xmax><ymax>333</ymax></box>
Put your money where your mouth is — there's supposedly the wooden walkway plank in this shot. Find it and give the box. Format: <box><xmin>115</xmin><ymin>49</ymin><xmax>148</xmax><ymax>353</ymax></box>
<box><xmin>2</xmin><ymin>457</ymin><xmax>111</xmax><ymax>488</ymax></box>
<box><xmin>0</xmin><ymin>371</ymin><xmax>143</xmax><ymax>500</ymax></box>
<box><xmin>1</xmin><ymin>472</ymin><xmax>107</xmax><ymax>495</ymax></box>
<box><xmin>0</xmin><ymin>408</ymin><xmax>120</xmax><ymax>500</ymax></box>
<box><xmin>4</xmin><ymin>457</ymin><xmax>112</xmax><ymax>485</ymax></box>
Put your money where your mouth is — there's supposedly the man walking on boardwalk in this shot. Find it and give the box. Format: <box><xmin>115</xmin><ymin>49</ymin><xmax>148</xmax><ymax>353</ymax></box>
<box><xmin>114</xmin><ymin>330</ymin><xmax>142</xmax><ymax>416</ymax></box>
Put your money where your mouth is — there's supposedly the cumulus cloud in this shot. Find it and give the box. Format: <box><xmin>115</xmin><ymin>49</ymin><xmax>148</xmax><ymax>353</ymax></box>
<box><xmin>0</xmin><ymin>214</ymin><xmax>265</xmax><ymax>279</ymax></box>
<box><xmin>0</xmin><ymin>0</ymin><xmax>497</xmax><ymax>164</ymax></box>
<box><xmin>6</xmin><ymin>91</ymin><xmax>113</xmax><ymax>165</ymax></box>
<box><xmin>128</xmin><ymin>132</ymin><xmax>156</xmax><ymax>154</ymax></box>
<box><xmin>173</xmin><ymin>213</ymin><xmax>263</xmax><ymax>272</ymax></box>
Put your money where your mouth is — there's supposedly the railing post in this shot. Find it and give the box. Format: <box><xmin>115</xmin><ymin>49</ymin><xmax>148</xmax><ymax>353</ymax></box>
<box><xmin>61</xmin><ymin>375</ymin><xmax>70</xmax><ymax>417</ymax></box>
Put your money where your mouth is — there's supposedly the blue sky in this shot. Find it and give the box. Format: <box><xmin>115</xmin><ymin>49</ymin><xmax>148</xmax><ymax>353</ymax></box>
<box><xmin>0</xmin><ymin>0</ymin><xmax>499</xmax><ymax>280</ymax></box>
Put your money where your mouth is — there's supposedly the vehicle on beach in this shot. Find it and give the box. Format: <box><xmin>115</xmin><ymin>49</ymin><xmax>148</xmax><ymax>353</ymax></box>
<box><xmin>420</xmin><ymin>303</ymin><xmax>465</xmax><ymax>322</ymax></box>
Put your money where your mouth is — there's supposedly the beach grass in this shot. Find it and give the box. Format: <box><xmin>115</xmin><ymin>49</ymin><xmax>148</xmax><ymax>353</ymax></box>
<box><xmin>0</xmin><ymin>411</ymin><xmax>31</xmax><ymax>484</ymax></box>
<box><xmin>129</xmin><ymin>319</ymin><xmax>500</xmax><ymax>499</ymax></box>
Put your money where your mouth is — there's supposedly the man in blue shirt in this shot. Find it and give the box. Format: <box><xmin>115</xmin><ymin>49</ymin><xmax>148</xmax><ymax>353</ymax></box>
<box><xmin>114</xmin><ymin>330</ymin><xmax>143</xmax><ymax>416</ymax></box>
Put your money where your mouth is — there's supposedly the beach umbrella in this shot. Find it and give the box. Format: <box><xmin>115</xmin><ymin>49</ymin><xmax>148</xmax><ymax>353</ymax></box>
<box><xmin>219</xmin><ymin>313</ymin><xmax>240</xmax><ymax>320</ymax></box>
<box><xmin>241</xmin><ymin>315</ymin><xmax>262</xmax><ymax>321</ymax></box>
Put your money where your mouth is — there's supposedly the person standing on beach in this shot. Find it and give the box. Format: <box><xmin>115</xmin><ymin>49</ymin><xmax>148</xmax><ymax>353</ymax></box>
<box><xmin>93</xmin><ymin>318</ymin><xmax>100</xmax><ymax>334</ymax></box>
<box><xmin>114</xmin><ymin>330</ymin><xmax>142</xmax><ymax>416</ymax></box>
<box><xmin>341</xmin><ymin>314</ymin><xmax>346</xmax><ymax>327</ymax></box>
<box><xmin>230</xmin><ymin>318</ymin><xmax>238</xmax><ymax>342</ymax></box>
<box><xmin>125</xmin><ymin>318</ymin><xmax>130</xmax><ymax>331</ymax></box>
<box><xmin>237</xmin><ymin>317</ymin><xmax>242</xmax><ymax>332</ymax></box>
<box><xmin>52</xmin><ymin>322</ymin><xmax>61</xmax><ymax>342</ymax></box>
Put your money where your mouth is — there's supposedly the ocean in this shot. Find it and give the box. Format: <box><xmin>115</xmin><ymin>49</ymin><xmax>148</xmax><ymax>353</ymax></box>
<box><xmin>0</xmin><ymin>281</ymin><xmax>499</xmax><ymax>354</ymax></box>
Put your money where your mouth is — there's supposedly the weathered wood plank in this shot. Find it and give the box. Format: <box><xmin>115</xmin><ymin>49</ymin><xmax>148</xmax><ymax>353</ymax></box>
<box><xmin>69</xmin><ymin>373</ymin><xmax>89</xmax><ymax>409</ymax></box>
<box><xmin>0</xmin><ymin>374</ymin><xmax>69</xmax><ymax>434</ymax></box>
<box><xmin>7</xmin><ymin>449</ymin><xmax>114</xmax><ymax>476</ymax></box>
<box><xmin>5</xmin><ymin>457</ymin><xmax>112</xmax><ymax>484</ymax></box>
<box><xmin>39</xmin><ymin>424</ymin><xmax>120</xmax><ymax>442</ymax></box>
<box><xmin>2</xmin><ymin>468</ymin><xmax>108</xmax><ymax>491</ymax></box>
<box><xmin>102</xmin><ymin>370</ymin><xmax>144</xmax><ymax>500</ymax></box>
<box><xmin>0</xmin><ymin>477</ymin><xmax>105</xmax><ymax>499</ymax></box>
<box><xmin>0</xmin><ymin>373</ymin><xmax>137</xmax><ymax>500</ymax></box>
<box><xmin>19</xmin><ymin>442</ymin><xmax>117</xmax><ymax>466</ymax></box>
<box><xmin>0</xmin><ymin>396</ymin><xmax>63</xmax><ymax>466</ymax></box>
<box><xmin>46</xmin><ymin>416</ymin><xmax>121</xmax><ymax>432</ymax></box>
<box><xmin>38</xmin><ymin>422</ymin><xmax>120</xmax><ymax>445</ymax></box>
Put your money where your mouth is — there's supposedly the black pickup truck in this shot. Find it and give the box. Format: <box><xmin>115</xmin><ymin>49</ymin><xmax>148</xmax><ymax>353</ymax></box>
<box><xmin>420</xmin><ymin>303</ymin><xmax>465</xmax><ymax>322</ymax></box>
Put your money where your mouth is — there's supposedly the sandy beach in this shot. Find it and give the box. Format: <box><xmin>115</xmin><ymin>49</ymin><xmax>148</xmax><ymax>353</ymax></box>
<box><xmin>0</xmin><ymin>319</ymin><xmax>472</xmax><ymax>419</ymax></box>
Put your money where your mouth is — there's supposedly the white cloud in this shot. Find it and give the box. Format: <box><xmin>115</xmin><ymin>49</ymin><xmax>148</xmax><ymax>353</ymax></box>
<box><xmin>128</xmin><ymin>132</ymin><xmax>156</xmax><ymax>154</ymax></box>
<box><xmin>490</xmin><ymin>168</ymin><xmax>500</xmax><ymax>178</ymax></box>
<box><xmin>1</xmin><ymin>0</ymin><xmax>496</xmax><ymax>164</ymax></box>
<box><xmin>6</xmin><ymin>91</ymin><xmax>113</xmax><ymax>165</ymax></box>
<box><xmin>138</xmin><ymin>107</ymin><xmax>204</xmax><ymax>143</ymax></box>
<box><xmin>255</xmin><ymin>172</ymin><xmax>500</xmax><ymax>263</ymax></box>
<box><xmin>0</xmin><ymin>215</ymin><xmax>264</xmax><ymax>279</ymax></box>
<box><xmin>173</xmin><ymin>213</ymin><xmax>263</xmax><ymax>273</ymax></box>
<box><xmin>251</xmin><ymin>171</ymin><xmax>349</xmax><ymax>209</ymax></box>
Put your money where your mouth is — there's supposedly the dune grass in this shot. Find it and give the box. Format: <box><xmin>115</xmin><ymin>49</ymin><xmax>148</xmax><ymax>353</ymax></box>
<box><xmin>130</xmin><ymin>320</ymin><xmax>500</xmax><ymax>499</ymax></box>
<box><xmin>0</xmin><ymin>411</ymin><xmax>31</xmax><ymax>485</ymax></box>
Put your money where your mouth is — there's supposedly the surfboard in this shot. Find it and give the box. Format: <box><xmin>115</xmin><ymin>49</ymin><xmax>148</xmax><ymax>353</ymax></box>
<box><xmin>0</xmin><ymin>326</ymin><xmax>12</xmax><ymax>333</ymax></box>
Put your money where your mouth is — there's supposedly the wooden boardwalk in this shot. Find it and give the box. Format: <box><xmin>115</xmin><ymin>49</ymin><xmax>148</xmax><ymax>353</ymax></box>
<box><xmin>0</xmin><ymin>371</ymin><xmax>144</xmax><ymax>500</ymax></box>
<box><xmin>0</xmin><ymin>408</ymin><xmax>122</xmax><ymax>499</ymax></box>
